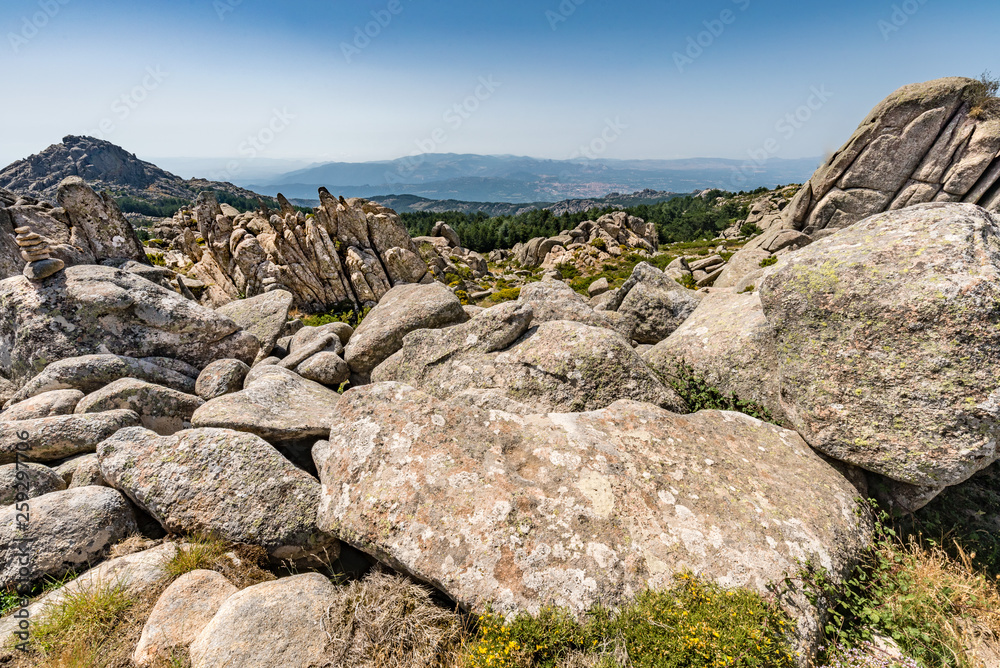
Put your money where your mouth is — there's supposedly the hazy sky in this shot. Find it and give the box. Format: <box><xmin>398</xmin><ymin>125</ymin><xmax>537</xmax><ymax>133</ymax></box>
<box><xmin>1</xmin><ymin>0</ymin><xmax>997</xmax><ymax>169</ymax></box>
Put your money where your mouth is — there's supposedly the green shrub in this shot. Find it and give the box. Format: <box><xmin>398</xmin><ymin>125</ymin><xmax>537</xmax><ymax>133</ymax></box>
<box><xmin>302</xmin><ymin>302</ymin><xmax>372</xmax><ymax>328</ymax></box>
<box><xmin>463</xmin><ymin>573</ymin><xmax>795</xmax><ymax>668</ymax></box>
<box><xmin>488</xmin><ymin>288</ymin><xmax>522</xmax><ymax>304</ymax></box>
<box><xmin>965</xmin><ymin>70</ymin><xmax>1000</xmax><ymax>119</ymax></box>
<box><xmin>590</xmin><ymin>238</ymin><xmax>607</xmax><ymax>251</ymax></box>
<box><xmin>556</xmin><ymin>263</ymin><xmax>580</xmax><ymax>280</ymax></box>
<box><xmin>739</xmin><ymin>285</ymin><xmax>755</xmax><ymax>294</ymax></box>
<box><xmin>677</xmin><ymin>273</ymin><xmax>698</xmax><ymax>290</ymax></box>
<box><xmin>455</xmin><ymin>289</ymin><xmax>470</xmax><ymax>306</ymax></box>
<box><xmin>759</xmin><ymin>256</ymin><xmax>778</xmax><ymax>268</ymax></box>
<box><xmin>145</xmin><ymin>253</ymin><xmax>166</xmax><ymax>267</ymax></box>
<box><xmin>740</xmin><ymin>222</ymin><xmax>763</xmax><ymax>238</ymax></box>
<box><xmin>659</xmin><ymin>359</ymin><xmax>775</xmax><ymax>423</ymax></box>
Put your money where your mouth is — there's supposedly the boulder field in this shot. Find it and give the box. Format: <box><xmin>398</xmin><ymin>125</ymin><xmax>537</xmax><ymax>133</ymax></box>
<box><xmin>2</xmin><ymin>77</ymin><xmax>1000</xmax><ymax>666</ymax></box>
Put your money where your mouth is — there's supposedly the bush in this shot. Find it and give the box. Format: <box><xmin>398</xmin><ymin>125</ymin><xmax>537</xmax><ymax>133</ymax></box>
<box><xmin>965</xmin><ymin>70</ymin><xmax>1000</xmax><ymax>119</ymax></box>
<box><xmin>740</xmin><ymin>222</ymin><xmax>763</xmax><ymax>238</ymax></box>
<box><xmin>302</xmin><ymin>303</ymin><xmax>372</xmax><ymax>329</ymax></box>
<box><xmin>659</xmin><ymin>359</ymin><xmax>775</xmax><ymax>423</ymax></box>
<box><xmin>556</xmin><ymin>263</ymin><xmax>580</xmax><ymax>280</ymax></box>
<box><xmin>759</xmin><ymin>256</ymin><xmax>778</xmax><ymax>268</ymax></box>
<box><xmin>488</xmin><ymin>288</ymin><xmax>521</xmax><ymax>304</ymax></box>
<box><xmin>463</xmin><ymin>573</ymin><xmax>795</xmax><ymax>668</ymax></box>
<box><xmin>145</xmin><ymin>253</ymin><xmax>166</xmax><ymax>267</ymax></box>
<box><xmin>677</xmin><ymin>273</ymin><xmax>698</xmax><ymax>290</ymax></box>
<box><xmin>590</xmin><ymin>238</ymin><xmax>607</xmax><ymax>251</ymax></box>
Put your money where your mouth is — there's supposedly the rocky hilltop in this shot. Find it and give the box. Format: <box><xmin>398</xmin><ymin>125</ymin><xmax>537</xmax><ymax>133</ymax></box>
<box><xmin>0</xmin><ymin>135</ymin><xmax>265</xmax><ymax>204</ymax></box>
<box><xmin>1</xmin><ymin>77</ymin><xmax>999</xmax><ymax>668</ymax></box>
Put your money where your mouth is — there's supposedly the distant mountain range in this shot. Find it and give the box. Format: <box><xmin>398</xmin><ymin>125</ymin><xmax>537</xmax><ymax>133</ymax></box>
<box><xmin>248</xmin><ymin>154</ymin><xmax>820</xmax><ymax>203</ymax></box>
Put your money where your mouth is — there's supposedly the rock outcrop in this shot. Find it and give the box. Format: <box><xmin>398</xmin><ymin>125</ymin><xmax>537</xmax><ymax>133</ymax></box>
<box><xmin>0</xmin><ymin>265</ymin><xmax>259</xmax><ymax>392</ymax></box>
<box><xmin>514</xmin><ymin>211</ymin><xmax>658</xmax><ymax>269</ymax></box>
<box><xmin>760</xmin><ymin>203</ymin><xmax>1000</xmax><ymax>493</ymax></box>
<box><xmin>315</xmin><ymin>383</ymin><xmax>872</xmax><ymax>654</ymax></box>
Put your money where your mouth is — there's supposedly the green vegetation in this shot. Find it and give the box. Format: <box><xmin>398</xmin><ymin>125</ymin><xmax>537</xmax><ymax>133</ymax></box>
<box><xmin>486</xmin><ymin>287</ymin><xmax>522</xmax><ymax>304</ymax></box>
<box><xmin>145</xmin><ymin>252</ymin><xmax>166</xmax><ymax>267</ymax></box>
<box><xmin>801</xmin><ymin>506</ymin><xmax>1000</xmax><ymax>668</ymax></box>
<box><xmin>759</xmin><ymin>256</ymin><xmax>778</xmax><ymax>268</ymax></box>
<box><xmin>740</xmin><ymin>222</ymin><xmax>763</xmax><ymax>237</ymax></box>
<box><xmin>300</xmin><ymin>302</ymin><xmax>372</xmax><ymax>329</ymax></box>
<box><xmin>965</xmin><ymin>71</ymin><xmax>1000</xmax><ymax>119</ymax></box>
<box><xmin>463</xmin><ymin>573</ymin><xmax>795</xmax><ymax>668</ymax></box>
<box><xmin>400</xmin><ymin>192</ymin><xmax>752</xmax><ymax>254</ymax></box>
<box><xmin>659</xmin><ymin>359</ymin><xmax>775</xmax><ymax>424</ymax></box>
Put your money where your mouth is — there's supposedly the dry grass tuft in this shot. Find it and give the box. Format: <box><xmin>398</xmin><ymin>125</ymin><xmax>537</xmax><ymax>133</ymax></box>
<box><xmin>316</xmin><ymin>570</ymin><xmax>465</xmax><ymax>668</ymax></box>
<box><xmin>165</xmin><ymin>536</ymin><xmax>274</xmax><ymax>589</ymax></box>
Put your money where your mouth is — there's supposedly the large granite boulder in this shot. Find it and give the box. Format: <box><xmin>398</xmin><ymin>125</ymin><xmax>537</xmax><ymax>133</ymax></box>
<box><xmin>315</xmin><ymin>383</ymin><xmax>872</xmax><ymax>657</ymax></box>
<box><xmin>606</xmin><ymin>262</ymin><xmax>703</xmax><ymax>343</ymax></box>
<box><xmin>373</xmin><ymin>303</ymin><xmax>682</xmax><ymax>414</ymax></box>
<box><xmin>0</xmin><ymin>486</ymin><xmax>137</xmax><ymax>589</ymax></box>
<box><xmin>644</xmin><ymin>291</ymin><xmax>785</xmax><ymax>424</ymax></box>
<box><xmin>0</xmin><ymin>462</ymin><xmax>65</xmax><ymax>504</ymax></box>
<box><xmin>760</xmin><ymin>203</ymin><xmax>1000</xmax><ymax>493</ymax></box>
<box><xmin>191</xmin><ymin>366</ymin><xmax>342</xmax><ymax>445</ymax></box>
<box><xmin>516</xmin><ymin>279</ymin><xmax>613</xmax><ymax>328</ymax></box>
<box><xmin>344</xmin><ymin>282</ymin><xmax>468</xmax><ymax>377</ymax></box>
<box><xmin>216</xmin><ymin>290</ymin><xmax>293</xmax><ymax>360</ymax></box>
<box><xmin>0</xmin><ymin>390</ymin><xmax>83</xmax><ymax>422</ymax></box>
<box><xmin>98</xmin><ymin>427</ymin><xmax>338</xmax><ymax>562</ymax></box>
<box><xmin>0</xmin><ymin>265</ymin><xmax>259</xmax><ymax>392</ymax></box>
<box><xmin>75</xmin><ymin>379</ymin><xmax>205</xmax><ymax>436</ymax></box>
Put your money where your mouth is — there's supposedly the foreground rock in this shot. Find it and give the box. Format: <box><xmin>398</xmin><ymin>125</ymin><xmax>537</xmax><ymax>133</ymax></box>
<box><xmin>194</xmin><ymin>359</ymin><xmax>250</xmax><ymax>400</ymax></box>
<box><xmin>189</xmin><ymin>573</ymin><xmax>336</xmax><ymax>668</ymax></box>
<box><xmin>0</xmin><ymin>409</ymin><xmax>140</xmax><ymax>464</ymax></box>
<box><xmin>75</xmin><ymin>379</ymin><xmax>204</xmax><ymax>435</ymax></box>
<box><xmin>344</xmin><ymin>282</ymin><xmax>468</xmax><ymax>376</ymax></box>
<box><xmin>0</xmin><ymin>462</ymin><xmax>65</xmax><ymax>504</ymax></box>
<box><xmin>191</xmin><ymin>366</ymin><xmax>342</xmax><ymax>444</ymax></box>
<box><xmin>373</xmin><ymin>304</ymin><xmax>682</xmax><ymax>413</ymax></box>
<box><xmin>7</xmin><ymin>355</ymin><xmax>197</xmax><ymax>407</ymax></box>
<box><xmin>0</xmin><ymin>486</ymin><xmax>137</xmax><ymax>589</ymax></box>
<box><xmin>516</xmin><ymin>280</ymin><xmax>613</xmax><ymax>328</ymax></box>
<box><xmin>760</xmin><ymin>203</ymin><xmax>1000</xmax><ymax>493</ymax></box>
<box><xmin>316</xmin><ymin>383</ymin><xmax>872</xmax><ymax>654</ymax></box>
<box><xmin>133</xmin><ymin>570</ymin><xmax>237</xmax><ymax>667</ymax></box>
<box><xmin>99</xmin><ymin>427</ymin><xmax>338</xmax><ymax>562</ymax></box>
<box><xmin>644</xmin><ymin>291</ymin><xmax>785</xmax><ymax>424</ymax></box>
<box><xmin>0</xmin><ymin>265</ymin><xmax>258</xmax><ymax>390</ymax></box>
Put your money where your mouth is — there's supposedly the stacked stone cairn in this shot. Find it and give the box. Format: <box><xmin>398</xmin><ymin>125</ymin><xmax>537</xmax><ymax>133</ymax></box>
<box><xmin>15</xmin><ymin>226</ymin><xmax>64</xmax><ymax>280</ymax></box>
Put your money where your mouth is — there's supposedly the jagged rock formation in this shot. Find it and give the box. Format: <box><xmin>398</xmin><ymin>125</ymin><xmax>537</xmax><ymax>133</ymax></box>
<box><xmin>0</xmin><ymin>135</ymin><xmax>264</xmax><ymax>203</ymax></box>
<box><xmin>166</xmin><ymin>190</ymin><xmax>430</xmax><ymax>312</ymax></box>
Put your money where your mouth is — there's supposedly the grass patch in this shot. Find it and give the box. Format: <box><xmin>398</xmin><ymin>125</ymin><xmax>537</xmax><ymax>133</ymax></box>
<box><xmin>165</xmin><ymin>536</ymin><xmax>274</xmax><ymax>590</ymax></box>
<box><xmin>320</xmin><ymin>571</ymin><xmax>464</xmax><ymax>668</ymax></box>
<box><xmin>463</xmin><ymin>573</ymin><xmax>795</xmax><ymax>668</ymax></box>
<box><xmin>965</xmin><ymin>71</ymin><xmax>1000</xmax><ymax>119</ymax></box>
<box><xmin>487</xmin><ymin>288</ymin><xmax>522</xmax><ymax>304</ymax></box>
<box><xmin>301</xmin><ymin>303</ymin><xmax>372</xmax><ymax>329</ymax></box>
<box><xmin>759</xmin><ymin>256</ymin><xmax>778</xmax><ymax>268</ymax></box>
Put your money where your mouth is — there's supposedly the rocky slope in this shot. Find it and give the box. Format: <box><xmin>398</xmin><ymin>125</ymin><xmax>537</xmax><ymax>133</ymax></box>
<box><xmin>0</xmin><ymin>135</ymin><xmax>266</xmax><ymax>204</ymax></box>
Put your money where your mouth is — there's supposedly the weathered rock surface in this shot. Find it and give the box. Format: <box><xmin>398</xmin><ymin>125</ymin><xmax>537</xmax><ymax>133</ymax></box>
<box><xmin>760</xmin><ymin>203</ymin><xmax>1000</xmax><ymax>491</ymax></box>
<box><xmin>296</xmin><ymin>352</ymin><xmax>350</xmax><ymax>387</ymax></box>
<box><xmin>516</xmin><ymin>280</ymin><xmax>613</xmax><ymax>328</ymax></box>
<box><xmin>315</xmin><ymin>383</ymin><xmax>872</xmax><ymax>654</ymax></box>
<box><xmin>191</xmin><ymin>366</ymin><xmax>342</xmax><ymax>444</ymax></box>
<box><xmin>0</xmin><ymin>462</ymin><xmax>65</xmax><ymax>504</ymax></box>
<box><xmin>0</xmin><ymin>486</ymin><xmax>137</xmax><ymax>589</ymax></box>
<box><xmin>7</xmin><ymin>355</ymin><xmax>197</xmax><ymax>408</ymax></box>
<box><xmin>189</xmin><ymin>573</ymin><xmax>336</xmax><ymax>668</ymax></box>
<box><xmin>98</xmin><ymin>427</ymin><xmax>337</xmax><ymax>561</ymax></box>
<box><xmin>0</xmin><ymin>265</ymin><xmax>258</xmax><ymax>392</ymax></box>
<box><xmin>344</xmin><ymin>282</ymin><xmax>468</xmax><ymax>376</ymax></box>
<box><xmin>66</xmin><ymin>453</ymin><xmax>106</xmax><ymax>488</ymax></box>
<box><xmin>194</xmin><ymin>359</ymin><xmax>250</xmax><ymax>400</ymax></box>
<box><xmin>0</xmin><ymin>390</ymin><xmax>84</xmax><ymax>422</ymax></box>
<box><xmin>75</xmin><ymin>379</ymin><xmax>204</xmax><ymax>435</ymax></box>
<box><xmin>607</xmin><ymin>263</ymin><xmax>703</xmax><ymax>344</ymax></box>
<box><xmin>373</xmin><ymin>304</ymin><xmax>682</xmax><ymax>413</ymax></box>
<box><xmin>290</xmin><ymin>322</ymin><xmax>354</xmax><ymax>352</ymax></box>
<box><xmin>0</xmin><ymin>409</ymin><xmax>140</xmax><ymax>464</ymax></box>
<box><xmin>515</xmin><ymin>211</ymin><xmax>657</xmax><ymax>268</ymax></box>
<box><xmin>216</xmin><ymin>290</ymin><xmax>293</xmax><ymax>359</ymax></box>
<box><xmin>644</xmin><ymin>291</ymin><xmax>785</xmax><ymax>423</ymax></box>
<box><xmin>133</xmin><ymin>570</ymin><xmax>237</xmax><ymax>667</ymax></box>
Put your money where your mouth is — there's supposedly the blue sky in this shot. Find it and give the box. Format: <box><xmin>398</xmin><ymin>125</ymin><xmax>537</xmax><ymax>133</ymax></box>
<box><xmin>0</xmin><ymin>0</ymin><xmax>997</xmax><ymax>171</ymax></box>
